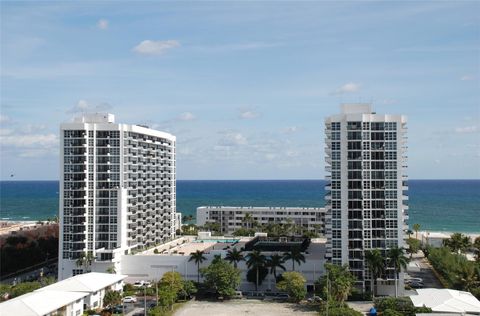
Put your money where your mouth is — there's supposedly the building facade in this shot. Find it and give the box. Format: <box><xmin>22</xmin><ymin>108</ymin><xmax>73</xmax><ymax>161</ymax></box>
<box><xmin>324</xmin><ymin>104</ymin><xmax>408</xmax><ymax>294</ymax></box>
<box><xmin>58</xmin><ymin>113</ymin><xmax>176</xmax><ymax>280</ymax></box>
<box><xmin>196</xmin><ymin>206</ymin><xmax>326</xmax><ymax>235</ymax></box>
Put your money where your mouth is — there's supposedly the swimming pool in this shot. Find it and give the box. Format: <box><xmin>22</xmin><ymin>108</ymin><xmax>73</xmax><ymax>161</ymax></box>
<box><xmin>193</xmin><ymin>239</ymin><xmax>240</xmax><ymax>243</ymax></box>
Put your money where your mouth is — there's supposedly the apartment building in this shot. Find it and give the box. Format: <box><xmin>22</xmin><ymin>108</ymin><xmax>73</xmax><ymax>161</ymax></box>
<box><xmin>196</xmin><ymin>206</ymin><xmax>326</xmax><ymax>235</ymax></box>
<box><xmin>324</xmin><ymin>104</ymin><xmax>408</xmax><ymax>295</ymax></box>
<box><xmin>58</xmin><ymin>113</ymin><xmax>176</xmax><ymax>280</ymax></box>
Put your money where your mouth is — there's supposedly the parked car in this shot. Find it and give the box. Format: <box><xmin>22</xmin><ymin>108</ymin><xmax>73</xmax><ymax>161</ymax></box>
<box><xmin>133</xmin><ymin>281</ymin><xmax>145</xmax><ymax>288</ymax></box>
<box><xmin>405</xmin><ymin>277</ymin><xmax>423</xmax><ymax>283</ymax></box>
<box><xmin>122</xmin><ymin>296</ymin><xmax>137</xmax><ymax>303</ymax></box>
<box><xmin>409</xmin><ymin>281</ymin><xmax>424</xmax><ymax>288</ymax></box>
<box><xmin>112</xmin><ymin>305</ymin><xmax>125</xmax><ymax>313</ymax></box>
<box><xmin>232</xmin><ymin>291</ymin><xmax>243</xmax><ymax>299</ymax></box>
<box><xmin>275</xmin><ymin>293</ymin><xmax>290</xmax><ymax>301</ymax></box>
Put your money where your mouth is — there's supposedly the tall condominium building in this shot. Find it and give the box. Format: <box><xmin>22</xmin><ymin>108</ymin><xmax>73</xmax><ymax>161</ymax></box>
<box><xmin>324</xmin><ymin>104</ymin><xmax>408</xmax><ymax>294</ymax></box>
<box><xmin>196</xmin><ymin>206</ymin><xmax>326</xmax><ymax>235</ymax></box>
<box><xmin>58</xmin><ymin>113</ymin><xmax>176</xmax><ymax>280</ymax></box>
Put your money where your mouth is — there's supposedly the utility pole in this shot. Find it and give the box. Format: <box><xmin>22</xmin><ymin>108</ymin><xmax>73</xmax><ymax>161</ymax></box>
<box><xmin>144</xmin><ymin>285</ymin><xmax>147</xmax><ymax>316</ymax></box>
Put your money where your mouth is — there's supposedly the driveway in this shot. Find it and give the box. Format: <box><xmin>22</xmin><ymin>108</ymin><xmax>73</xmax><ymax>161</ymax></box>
<box><xmin>407</xmin><ymin>252</ymin><xmax>443</xmax><ymax>289</ymax></box>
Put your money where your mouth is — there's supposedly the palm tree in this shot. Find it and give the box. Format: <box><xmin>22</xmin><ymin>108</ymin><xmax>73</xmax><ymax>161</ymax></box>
<box><xmin>387</xmin><ymin>247</ymin><xmax>409</xmax><ymax>297</ymax></box>
<box><xmin>246</xmin><ymin>250</ymin><xmax>267</xmax><ymax>291</ymax></box>
<box><xmin>458</xmin><ymin>263</ymin><xmax>480</xmax><ymax>291</ymax></box>
<box><xmin>413</xmin><ymin>223</ymin><xmax>421</xmax><ymax>239</ymax></box>
<box><xmin>85</xmin><ymin>252</ymin><xmax>95</xmax><ymax>272</ymax></box>
<box><xmin>444</xmin><ymin>233</ymin><xmax>471</xmax><ymax>254</ymax></box>
<box><xmin>364</xmin><ymin>249</ymin><xmax>385</xmax><ymax>298</ymax></box>
<box><xmin>267</xmin><ymin>254</ymin><xmax>286</xmax><ymax>280</ymax></box>
<box><xmin>75</xmin><ymin>252</ymin><xmax>86</xmax><ymax>272</ymax></box>
<box><xmin>106</xmin><ymin>265</ymin><xmax>116</xmax><ymax>274</ymax></box>
<box><xmin>243</xmin><ymin>213</ymin><xmax>253</xmax><ymax>230</ymax></box>
<box><xmin>225</xmin><ymin>248</ymin><xmax>244</xmax><ymax>268</ymax></box>
<box><xmin>283</xmin><ymin>247</ymin><xmax>305</xmax><ymax>271</ymax></box>
<box><xmin>406</xmin><ymin>229</ymin><xmax>413</xmax><ymax>238</ymax></box>
<box><xmin>189</xmin><ymin>250</ymin><xmax>206</xmax><ymax>283</ymax></box>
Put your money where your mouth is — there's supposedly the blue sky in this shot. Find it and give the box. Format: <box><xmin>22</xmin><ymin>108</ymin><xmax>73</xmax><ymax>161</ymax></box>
<box><xmin>1</xmin><ymin>1</ymin><xmax>479</xmax><ymax>180</ymax></box>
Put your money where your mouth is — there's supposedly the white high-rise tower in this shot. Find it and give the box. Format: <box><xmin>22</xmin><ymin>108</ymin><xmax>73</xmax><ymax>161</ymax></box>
<box><xmin>324</xmin><ymin>104</ymin><xmax>408</xmax><ymax>295</ymax></box>
<box><xmin>58</xmin><ymin>113</ymin><xmax>176</xmax><ymax>280</ymax></box>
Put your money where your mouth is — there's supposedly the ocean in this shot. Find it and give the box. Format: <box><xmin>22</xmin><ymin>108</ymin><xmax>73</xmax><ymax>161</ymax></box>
<box><xmin>0</xmin><ymin>180</ymin><xmax>479</xmax><ymax>233</ymax></box>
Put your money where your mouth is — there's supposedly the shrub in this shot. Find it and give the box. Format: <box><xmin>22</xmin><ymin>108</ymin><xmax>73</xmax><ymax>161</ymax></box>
<box><xmin>383</xmin><ymin>309</ymin><xmax>403</xmax><ymax>316</ymax></box>
<box><xmin>276</xmin><ymin>271</ymin><xmax>307</xmax><ymax>302</ymax></box>
<box><xmin>320</xmin><ymin>306</ymin><xmax>362</xmax><ymax>316</ymax></box>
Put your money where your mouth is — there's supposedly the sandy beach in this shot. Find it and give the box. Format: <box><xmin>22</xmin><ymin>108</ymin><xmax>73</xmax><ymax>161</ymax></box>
<box><xmin>0</xmin><ymin>220</ymin><xmax>52</xmax><ymax>236</ymax></box>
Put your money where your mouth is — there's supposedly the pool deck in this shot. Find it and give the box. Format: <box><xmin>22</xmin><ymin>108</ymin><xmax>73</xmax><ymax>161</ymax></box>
<box><xmin>142</xmin><ymin>237</ymin><xmax>251</xmax><ymax>256</ymax></box>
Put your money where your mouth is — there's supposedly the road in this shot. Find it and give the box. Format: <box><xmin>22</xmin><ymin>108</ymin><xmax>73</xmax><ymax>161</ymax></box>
<box><xmin>407</xmin><ymin>251</ymin><xmax>443</xmax><ymax>288</ymax></box>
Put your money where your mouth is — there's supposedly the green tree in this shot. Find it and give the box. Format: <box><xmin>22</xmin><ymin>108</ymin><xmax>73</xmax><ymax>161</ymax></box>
<box><xmin>318</xmin><ymin>264</ymin><xmax>356</xmax><ymax>303</ymax></box>
<box><xmin>179</xmin><ymin>280</ymin><xmax>197</xmax><ymax>300</ymax></box>
<box><xmin>75</xmin><ymin>252</ymin><xmax>95</xmax><ymax>273</ymax></box>
<box><xmin>406</xmin><ymin>238</ymin><xmax>420</xmax><ymax>258</ymax></box>
<box><xmin>160</xmin><ymin>271</ymin><xmax>184</xmax><ymax>295</ymax></box>
<box><xmin>364</xmin><ymin>249</ymin><xmax>385</xmax><ymax>298</ymax></box>
<box><xmin>157</xmin><ymin>283</ymin><xmax>177</xmax><ymax>309</ymax></box>
<box><xmin>10</xmin><ymin>281</ymin><xmax>41</xmax><ymax>298</ymax></box>
<box><xmin>225</xmin><ymin>248</ymin><xmax>244</xmax><ymax>268</ymax></box>
<box><xmin>103</xmin><ymin>290</ymin><xmax>122</xmax><ymax>307</ymax></box>
<box><xmin>387</xmin><ymin>247</ymin><xmax>409</xmax><ymax>298</ymax></box>
<box><xmin>200</xmin><ymin>259</ymin><xmax>241</xmax><ymax>297</ymax></box>
<box><xmin>282</xmin><ymin>247</ymin><xmax>306</xmax><ymax>271</ymax></box>
<box><xmin>246</xmin><ymin>250</ymin><xmax>267</xmax><ymax>291</ymax></box>
<box><xmin>106</xmin><ymin>265</ymin><xmax>116</xmax><ymax>274</ymax></box>
<box><xmin>267</xmin><ymin>254</ymin><xmax>286</xmax><ymax>280</ymax></box>
<box><xmin>473</xmin><ymin>236</ymin><xmax>480</xmax><ymax>262</ymax></box>
<box><xmin>276</xmin><ymin>271</ymin><xmax>307</xmax><ymax>302</ymax></box>
<box><xmin>457</xmin><ymin>263</ymin><xmax>480</xmax><ymax>292</ymax></box>
<box><xmin>189</xmin><ymin>250</ymin><xmax>206</xmax><ymax>283</ymax></box>
<box><xmin>412</xmin><ymin>223</ymin><xmax>421</xmax><ymax>239</ymax></box>
<box><xmin>444</xmin><ymin>233</ymin><xmax>471</xmax><ymax>254</ymax></box>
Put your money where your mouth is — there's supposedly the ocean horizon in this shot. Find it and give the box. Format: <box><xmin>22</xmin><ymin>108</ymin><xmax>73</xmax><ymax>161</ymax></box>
<box><xmin>1</xmin><ymin>179</ymin><xmax>479</xmax><ymax>233</ymax></box>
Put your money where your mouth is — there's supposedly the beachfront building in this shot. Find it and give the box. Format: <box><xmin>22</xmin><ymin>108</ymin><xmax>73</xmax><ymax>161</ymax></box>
<box><xmin>0</xmin><ymin>272</ymin><xmax>126</xmax><ymax>316</ymax></box>
<box><xmin>324</xmin><ymin>104</ymin><xmax>408</xmax><ymax>295</ymax></box>
<box><xmin>58</xmin><ymin>113</ymin><xmax>177</xmax><ymax>280</ymax></box>
<box><xmin>196</xmin><ymin>206</ymin><xmax>326</xmax><ymax>235</ymax></box>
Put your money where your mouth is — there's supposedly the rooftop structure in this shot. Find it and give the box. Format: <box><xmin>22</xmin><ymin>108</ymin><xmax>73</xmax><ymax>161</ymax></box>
<box><xmin>197</xmin><ymin>206</ymin><xmax>325</xmax><ymax>235</ymax></box>
<box><xmin>59</xmin><ymin>113</ymin><xmax>177</xmax><ymax>280</ymax></box>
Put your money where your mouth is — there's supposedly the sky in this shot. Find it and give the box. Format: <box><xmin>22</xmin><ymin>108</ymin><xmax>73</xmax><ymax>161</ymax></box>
<box><xmin>0</xmin><ymin>1</ymin><xmax>479</xmax><ymax>180</ymax></box>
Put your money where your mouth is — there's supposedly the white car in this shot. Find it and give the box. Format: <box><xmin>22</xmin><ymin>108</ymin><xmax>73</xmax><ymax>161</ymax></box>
<box><xmin>122</xmin><ymin>296</ymin><xmax>137</xmax><ymax>303</ymax></box>
<box><xmin>133</xmin><ymin>281</ymin><xmax>145</xmax><ymax>288</ymax></box>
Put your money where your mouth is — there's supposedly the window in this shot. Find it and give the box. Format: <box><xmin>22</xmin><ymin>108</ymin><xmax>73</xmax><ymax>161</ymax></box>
<box><xmin>332</xmin><ymin>122</ymin><xmax>341</xmax><ymax>131</ymax></box>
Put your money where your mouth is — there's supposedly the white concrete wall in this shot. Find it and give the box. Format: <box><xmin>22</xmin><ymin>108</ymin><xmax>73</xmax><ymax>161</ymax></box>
<box><xmin>120</xmin><ymin>252</ymin><xmax>326</xmax><ymax>291</ymax></box>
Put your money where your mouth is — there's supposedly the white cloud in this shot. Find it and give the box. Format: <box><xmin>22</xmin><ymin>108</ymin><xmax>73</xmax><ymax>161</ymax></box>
<box><xmin>133</xmin><ymin>40</ymin><xmax>180</xmax><ymax>55</ymax></box>
<box><xmin>332</xmin><ymin>82</ymin><xmax>361</xmax><ymax>95</ymax></box>
<box><xmin>67</xmin><ymin>100</ymin><xmax>112</xmax><ymax>113</ymax></box>
<box><xmin>460</xmin><ymin>75</ymin><xmax>475</xmax><ymax>81</ymax></box>
<box><xmin>283</xmin><ymin>126</ymin><xmax>298</xmax><ymax>133</ymax></box>
<box><xmin>178</xmin><ymin>112</ymin><xmax>195</xmax><ymax>121</ymax></box>
<box><xmin>0</xmin><ymin>114</ymin><xmax>10</xmax><ymax>124</ymax></box>
<box><xmin>239</xmin><ymin>110</ymin><xmax>259</xmax><ymax>119</ymax></box>
<box><xmin>455</xmin><ymin>126</ymin><xmax>478</xmax><ymax>133</ymax></box>
<box><xmin>97</xmin><ymin>19</ymin><xmax>109</xmax><ymax>30</ymax></box>
<box><xmin>1</xmin><ymin>133</ymin><xmax>57</xmax><ymax>148</ymax></box>
<box><xmin>218</xmin><ymin>132</ymin><xmax>248</xmax><ymax>146</ymax></box>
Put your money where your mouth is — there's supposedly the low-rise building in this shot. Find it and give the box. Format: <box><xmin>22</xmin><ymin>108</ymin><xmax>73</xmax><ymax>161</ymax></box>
<box><xmin>0</xmin><ymin>272</ymin><xmax>127</xmax><ymax>316</ymax></box>
<box><xmin>410</xmin><ymin>288</ymin><xmax>480</xmax><ymax>315</ymax></box>
<box><xmin>196</xmin><ymin>206</ymin><xmax>326</xmax><ymax>235</ymax></box>
<box><xmin>120</xmin><ymin>234</ymin><xmax>326</xmax><ymax>292</ymax></box>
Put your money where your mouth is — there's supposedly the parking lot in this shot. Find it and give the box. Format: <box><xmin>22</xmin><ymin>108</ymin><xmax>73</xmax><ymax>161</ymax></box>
<box><xmin>173</xmin><ymin>300</ymin><xmax>318</xmax><ymax>316</ymax></box>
